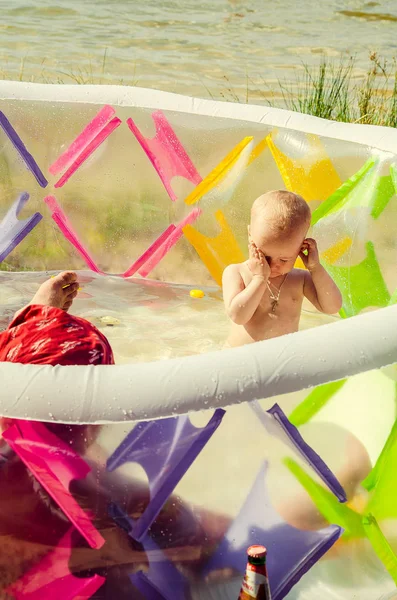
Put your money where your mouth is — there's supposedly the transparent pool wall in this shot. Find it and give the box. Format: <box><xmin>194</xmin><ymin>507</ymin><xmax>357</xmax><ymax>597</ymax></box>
<box><xmin>0</xmin><ymin>96</ymin><xmax>397</xmax><ymax>599</ymax></box>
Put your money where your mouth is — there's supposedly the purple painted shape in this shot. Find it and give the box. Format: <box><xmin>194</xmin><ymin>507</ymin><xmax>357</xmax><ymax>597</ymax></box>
<box><xmin>2</xmin><ymin>420</ymin><xmax>105</xmax><ymax>549</ymax></box>
<box><xmin>130</xmin><ymin>534</ymin><xmax>188</xmax><ymax>600</ymax></box>
<box><xmin>251</xmin><ymin>402</ymin><xmax>347</xmax><ymax>502</ymax></box>
<box><xmin>0</xmin><ymin>111</ymin><xmax>48</xmax><ymax>187</ymax></box>
<box><xmin>0</xmin><ymin>192</ymin><xmax>42</xmax><ymax>262</ymax></box>
<box><xmin>6</xmin><ymin>528</ymin><xmax>105</xmax><ymax>600</ymax></box>
<box><xmin>204</xmin><ymin>461</ymin><xmax>342</xmax><ymax>600</ymax></box>
<box><xmin>106</xmin><ymin>409</ymin><xmax>225</xmax><ymax>541</ymax></box>
<box><xmin>127</xmin><ymin>111</ymin><xmax>202</xmax><ymax>201</ymax></box>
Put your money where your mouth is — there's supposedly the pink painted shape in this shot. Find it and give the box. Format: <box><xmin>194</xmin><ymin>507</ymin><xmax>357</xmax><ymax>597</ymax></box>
<box><xmin>49</xmin><ymin>105</ymin><xmax>115</xmax><ymax>175</ymax></box>
<box><xmin>138</xmin><ymin>207</ymin><xmax>202</xmax><ymax>277</ymax></box>
<box><xmin>55</xmin><ymin>117</ymin><xmax>121</xmax><ymax>188</ymax></box>
<box><xmin>122</xmin><ymin>224</ymin><xmax>176</xmax><ymax>278</ymax></box>
<box><xmin>7</xmin><ymin>528</ymin><xmax>105</xmax><ymax>600</ymax></box>
<box><xmin>2</xmin><ymin>421</ymin><xmax>105</xmax><ymax>549</ymax></box>
<box><xmin>44</xmin><ymin>195</ymin><xmax>103</xmax><ymax>274</ymax></box>
<box><xmin>127</xmin><ymin>111</ymin><xmax>202</xmax><ymax>201</ymax></box>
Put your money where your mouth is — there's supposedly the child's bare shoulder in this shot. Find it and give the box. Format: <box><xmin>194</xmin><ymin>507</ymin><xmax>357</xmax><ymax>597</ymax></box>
<box><xmin>223</xmin><ymin>261</ymin><xmax>248</xmax><ymax>278</ymax></box>
<box><xmin>222</xmin><ymin>261</ymin><xmax>249</xmax><ymax>287</ymax></box>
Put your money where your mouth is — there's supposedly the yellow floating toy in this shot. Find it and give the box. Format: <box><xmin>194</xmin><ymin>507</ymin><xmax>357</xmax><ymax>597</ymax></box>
<box><xmin>190</xmin><ymin>289</ymin><xmax>205</xmax><ymax>299</ymax></box>
<box><xmin>100</xmin><ymin>316</ymin><xmax>121</xmax><ymax>326</ymax></box>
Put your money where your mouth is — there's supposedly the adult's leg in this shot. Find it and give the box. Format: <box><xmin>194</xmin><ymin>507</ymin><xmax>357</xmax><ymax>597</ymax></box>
<box><xmin>0</xmin><ymin>271</ymin><xmax>114</xmax><ymax>366</ymax></box>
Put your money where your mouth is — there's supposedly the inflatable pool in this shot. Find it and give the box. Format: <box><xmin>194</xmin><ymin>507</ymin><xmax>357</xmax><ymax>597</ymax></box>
<box><xmin>0</xmin><ymin>80</ymin><xmax>397</xmax><ymax>599</ymax></box>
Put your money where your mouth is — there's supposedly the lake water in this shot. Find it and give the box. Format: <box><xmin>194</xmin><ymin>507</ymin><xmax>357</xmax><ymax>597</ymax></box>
<box><xmin>0</xmin><ymin>0</ymin><xmax>397</xmax><ymax>100</ymax></box>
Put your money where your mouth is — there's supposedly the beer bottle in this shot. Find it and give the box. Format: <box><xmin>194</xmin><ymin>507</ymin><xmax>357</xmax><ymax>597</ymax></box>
<box><xmin>238</xmin><ymin>545</ymin><xmax>271</xmax><ymax>599</ymax></box>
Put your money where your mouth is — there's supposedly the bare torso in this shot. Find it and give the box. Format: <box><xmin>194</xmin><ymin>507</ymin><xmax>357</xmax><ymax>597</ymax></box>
<box><xmin>226</xmin><ymin>262</ymin><xmax>305</xmax><ymax>347</ymax></box>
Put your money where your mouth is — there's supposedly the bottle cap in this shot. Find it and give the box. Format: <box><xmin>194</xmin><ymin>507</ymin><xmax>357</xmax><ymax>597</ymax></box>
<box><xmin>247</xmin><ymin>545</ymin><xmax>267</xmax><ymax>558</ymax></box>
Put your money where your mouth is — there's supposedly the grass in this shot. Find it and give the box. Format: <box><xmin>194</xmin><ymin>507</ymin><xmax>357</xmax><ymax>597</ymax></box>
<box><xmin>1</xmin><ymin>51</ymin><xmax>397</xmax><ymax>126</ymax></box>
<box><xmin>222</xmin><ymin>53</ymin><xmax>397</xmax><ymax>127</ymax></box>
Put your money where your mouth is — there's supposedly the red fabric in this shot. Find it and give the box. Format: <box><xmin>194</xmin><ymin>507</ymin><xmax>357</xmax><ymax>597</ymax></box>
<box><xmin>0</xmin><ymin>304</ymin><xmax>114</xmax><ymax>366</ymax></box>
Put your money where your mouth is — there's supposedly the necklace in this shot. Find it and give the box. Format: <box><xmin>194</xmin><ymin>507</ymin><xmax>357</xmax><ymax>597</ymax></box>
<box><xmin>266</xmin><ymin>274</ymin><xmax>288</xmax><ymax>314</ymax></box>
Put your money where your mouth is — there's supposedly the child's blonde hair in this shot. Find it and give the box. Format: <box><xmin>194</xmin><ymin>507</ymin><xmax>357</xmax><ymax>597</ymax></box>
<box><xmin>251</xmin><ymin>190</ymin><xmax>311</xmax><ymax>236</ymax></box>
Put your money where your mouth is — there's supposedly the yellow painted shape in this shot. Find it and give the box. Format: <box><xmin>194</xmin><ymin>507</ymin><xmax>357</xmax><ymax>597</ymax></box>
<box><xmin>184</xmin><ymin>137</ymin><xmax>253</xmax><ymax>206</ymax></box>
<box><xmin>267</xmin><ymin>133</ymin><xmax>342</xmax><ymax>202</ymax></box>
<box><xmin>183</xmin><ymin>210</ymin><xmax>245</xmax><ymax>286</ymax></box>
<box><xmin>321</xmin><ymin>237</ymin><xmax>352</xmax><ymax>265</ymax></box>
<box><xmin>248</xmin><ymin>137</ymin><xmax>268</xmax><ymax>165</ymax></box>
<box><xmin>294</xmin><ymin>237</ymin><xmax>352</xmax><ymax>270</ymax></box>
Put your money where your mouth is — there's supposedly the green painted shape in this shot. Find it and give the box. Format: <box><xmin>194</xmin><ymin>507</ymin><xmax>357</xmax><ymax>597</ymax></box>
<box><xmin>289</xmin><ymin>379</ymin><xmax>347</xmax><ymax>427</ymax></box>
<box><xmin>284</xmin><ymin>457</ymin><xmax>365</xmax><ymax>539</ymax></box>
<box><xmin>371</xmin><ymin>174</ymin><xmax>395</xmax><ymax>219</ymax></box>
<box><xmin>312</xmin><ymin>158</ymin><xmax>395</xmax><ymax>226</ymax></box>
<box><xmin>311</xmin><ymin>159</ymin><xmax>375</xmax><ymax>226</ymax></box>
<box><xmin>363</xmin><ymin>513</ymin><xmax>397</xmax><ymax>585</ymax></box>
<box><xmin>324</xmin><ymin>241</ymin><xmax>390</xmax><ymax>317</ymax></box>
<box><xmin>366</xmin><ymin>406</ymin><xmax>397</xmax><ymax>522</ymax></box>
<box><xmin>363</xmin><ymin>406</ymin><xmax>397</xmax><ymax>493</ymax></box>
<box><xmin>390</xmin><ymin>163</ymin><xmax>397</xmax><ymax>192</ymax></box>
<box><xmin>389</xmin><ymin>286</ymin><xmax>397</xmax><ymax>306</ymax></box>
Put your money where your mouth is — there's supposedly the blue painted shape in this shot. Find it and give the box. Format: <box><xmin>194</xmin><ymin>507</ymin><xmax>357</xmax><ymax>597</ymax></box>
<box><xmin>250</xmin><ymin>401</ymin><xmax>347</xmax><ymax>502</ymax></box>
<box><xmin>0</xmin><ymin>192</ymin><xmax>43</xmax><ymax>262</ymax></box>
<box><xmin>106</xmin><ymin>409</ymin><xmax>225</xmax><ymax>541</ymax></box>
<box><xmin>0</xmin><ymin>111</ymin><xmax>48</xmax><ymax>187</ymax></box>
<box><xmin>203</xmin><ymin>461</ymin><xmax>342</xmax><ymax>600</ymax></box>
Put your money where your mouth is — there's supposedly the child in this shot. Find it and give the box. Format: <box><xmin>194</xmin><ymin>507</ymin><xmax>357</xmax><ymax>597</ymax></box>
<box><xmin>223</xmin><ymin>190</ymin><xmax>343</xmax><ymax>346</ymax></box>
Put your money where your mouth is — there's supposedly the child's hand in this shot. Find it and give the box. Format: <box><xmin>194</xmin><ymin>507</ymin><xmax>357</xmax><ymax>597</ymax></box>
<box><xmin>300</xmin><ymin>238</ymin><xmax>320</xmax><ymax>271</ymax></box>
<box><xmin>248</xmin><ymin>237</ymin><xmax>270</xmax><ymax>280</ymax></box>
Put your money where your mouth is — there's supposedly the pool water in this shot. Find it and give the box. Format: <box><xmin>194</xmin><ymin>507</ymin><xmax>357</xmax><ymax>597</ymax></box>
<box><xmin>0</xmin><ymin>271</ymin><xmax>336</xmax><ymax>364</ymax></box>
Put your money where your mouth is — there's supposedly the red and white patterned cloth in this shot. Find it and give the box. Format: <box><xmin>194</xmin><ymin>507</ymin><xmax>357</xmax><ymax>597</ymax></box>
<box><xmin>0</xmin><ymin>304</ymin><xmax>114</xmax><ymax>366</ymax></box>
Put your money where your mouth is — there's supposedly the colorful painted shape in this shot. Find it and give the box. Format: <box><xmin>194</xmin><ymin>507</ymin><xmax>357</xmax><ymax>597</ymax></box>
<box><xmin>183</xmin><ymin>209</ymin><xmax>245</xmax><ymax>286</ymax></box>
<box><xmin>106</xmin><ymin>410</ymin><xmax>225</xmax><ymax>542</ymax></box>
<box><xmin>122</xmin><ymin>224</ymin><xmax>176</xmax><ymax>277</ymax></box>
<box><xmin>0</xmin><ymin>111</ymin><xmax>48</xmax><ymax>187</ymax></box>
<box><xmin>294</xmin><ymin>237</ymin><xmax>352</xmax><ymax>271</ymax></box>
<box><xmin>289</xmin><ymin>380</ymin><xmax>347</xmax><ymax>427</ymax></box>
<box><xmin>323</xmin><ymin>241</ymin><xmax>390</xmax><ymax>318</ymax></box>
<box><xmin>204</xmin><ymin>461</ymin><xmax>342</xmax><ymax>600</ymax></box>
<box><xmin>138</xmin><ymin>208</ymin><xmax>202</xmax><ymax>278</ymax></box>
<box><xmin>2</xmin><ymin>421</ymin><xmax>105</xmax><ymax>549</ymax></box>
<box><xmin>0</xmin><ymin>192</ymin><xmax>42</xmax><ymax>262</ymax></box>
<box><xmin>365</xmin><ymin>415</ymin><xmax>397</xmax><ymax>523</ymax></box>
<box><xmin>285</xmin><ymin>458</ymin><xmax>365</xmax><ymax>540</ymax></box>
<box><xmin>311</xmin><ymin>158</ymin><xmax>394</xmax><ymax>226</ymax></box>
<box><xmin>184</xmin><ymin>136</ymin><xmax>253</xmax><ymax>206</ymax></box>
<box><xmin>389</xmin><ymin>287</ymin><xmax>397</xmax><ymax>306</ymax></box>
<box><xmin>127</xmin><ymin>111</ymin><xmax>202</xmax><ymax>201</ymax></box>
<box><xmin>251</xmin><ymin>402</ymin><xmax>346</xmax><ymax>501</ymax></box>
<box><xmin>371</xmin><ymin>174</ymin><xmax>395</xmax><ymax>220</ymax></box>
<box><xmin>49</xmin><ymin>104</ymin><xmax>116</xmax><ymax>175</ymax></box>
<box><xmin>321</xmin><ymin>237</ymin><xmax>353</xmax><ymax>264</ymax></box>
<box><xmin>363</xmin><ymin>514</ymin><xmax>397</xmax><ymax>585</ymax></box>
<box><xmin>44</xmin><ymin>195</ymin><xmax>103</xmax><ymax>274</ymax></box>
<box><xmin>248</xmin><ymin>136</ymin><xmax>268</xmax><ymax>165</ymax></box>
<box><xmin>54</xmin><ymin>117</ymin><xmax>121</xmax><ymax>188</ymax></box>
<box><xmin>6</xmin><ymin>528</ymin><xmax>105</xmax><ymax>600</ymax></box>
<box><xmin>266</xmin><ymin>133</ymin><xmax>341</xmax><ymax>202</ymax></box>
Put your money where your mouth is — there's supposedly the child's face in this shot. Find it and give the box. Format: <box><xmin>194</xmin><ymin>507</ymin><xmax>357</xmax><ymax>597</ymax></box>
<box><xmin>249</xmin><ymin>223</ymin><xmax>308</xmax><ymax>278</ymax></box>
